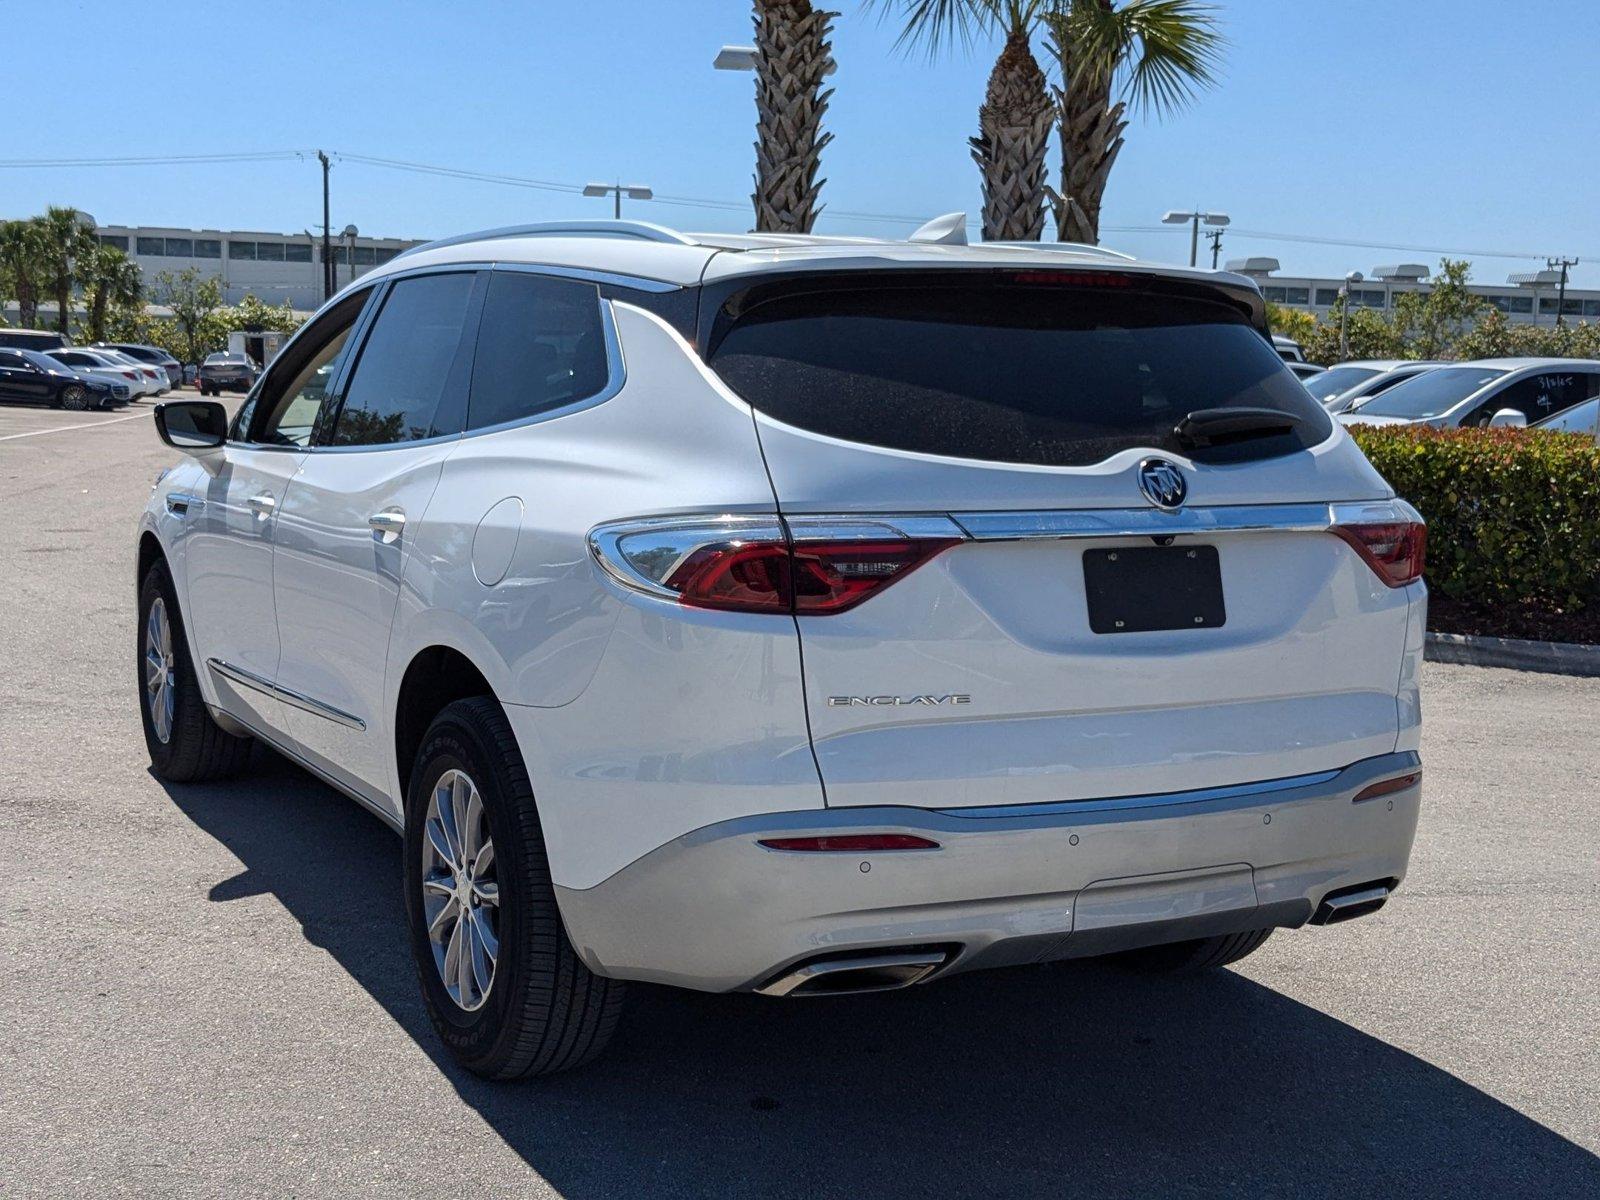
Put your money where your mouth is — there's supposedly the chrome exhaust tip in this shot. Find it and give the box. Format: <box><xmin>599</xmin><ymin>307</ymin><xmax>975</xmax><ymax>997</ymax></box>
<box><xmin>1311</xmin><ymin>882</ymin><xmax>1392</xmax><ymax>926</ymax></box>
<box><xmin>756</xmin><ymin>950</ymin><xmax>948</xmax><ymax>997</ymax></box>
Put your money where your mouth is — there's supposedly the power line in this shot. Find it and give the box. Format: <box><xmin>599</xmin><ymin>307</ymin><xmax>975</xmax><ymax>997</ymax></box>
<box><xmin>0</xmin><ymin>151</ymin><xmax>305</xmax><ymax>168</ymax></box>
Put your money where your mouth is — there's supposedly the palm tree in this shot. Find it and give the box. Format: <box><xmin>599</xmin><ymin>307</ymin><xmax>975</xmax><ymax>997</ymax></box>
<box><xmin>80</xmin><ymin>243</ymin><xmax>144</xmax><ymax>342</ymax></box>
<box><xmin>870</xmin><ymin>1</ymin><xmax>1054</xmax><ymax>241</ymax></box>
<box><xmin>39</xmin><ymin>206</ymin><xmax>96</xmax><ymax>335</ymax></box>
<box><xmin>0</xmin><ymin>219</ymin><xmax>48</xmax><ymax>329</ymax></box>
<box><xmin>1044</xmin><ymin>0</ymin><xmax>1223</xmax><ymax>244</ymax></box>
<box><xmin>752</xmin><ymin>1</ymin><xmax>839</xmax><ymax>233</ymax></box>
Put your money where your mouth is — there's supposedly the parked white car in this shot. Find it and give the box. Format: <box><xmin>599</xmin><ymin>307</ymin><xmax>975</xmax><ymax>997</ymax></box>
<box><xmin>97</xmin><ymin>348</ymin><xmax>167</xmax><ymax>397</ymax></box>
<box><xmin>42</xmin><ymin>348</ymin><xmax>137</xmax><ymax>403</ymax></box>
<box><xmin>1532</xmin><ymin>395</ymin><xmax>1600</xmax><ymax>438</ymax></box>
<box><xmin>1307</xmin><ymin>360</ymin><xmax>1442</xmax><ymax>414</ymax></box>
<box><xmin>137</xmin><ymin>221</ymin><xmax>1426</xmax><ymax>1077</ymax></box>
<box><xmin>1341</xmin><ymin>357</ymin><xmax>1600</xmax><ymax>428</ymax></box>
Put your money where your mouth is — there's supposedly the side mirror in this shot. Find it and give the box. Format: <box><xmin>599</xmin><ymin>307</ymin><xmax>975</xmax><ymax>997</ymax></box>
<box><xmin>1487</xmin><ymin>408</ymin><xmax>1527</xmax><ymax>429</ymax></box>
<box><xmin>155</xmin><ymin>400</ymin><xmax>228</xmax><ymax>453</ymax></box>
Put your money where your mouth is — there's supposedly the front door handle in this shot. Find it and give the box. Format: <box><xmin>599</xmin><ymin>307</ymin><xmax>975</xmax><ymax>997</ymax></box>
<box><xmin>247</xmin><ymin>493</ymin><xmax>276</xmax><ymax>519</ymax></box>
<box><xmin>368</xmin><ymin>508</ymin><xmax>406</xmax><ymax>541</ymax></box>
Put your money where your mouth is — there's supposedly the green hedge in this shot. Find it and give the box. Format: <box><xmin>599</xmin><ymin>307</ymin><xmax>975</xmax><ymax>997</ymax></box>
<box><xmin>1349</xmin><ymin>425</ymin><xmax>1600</xmax><ymax>612</ymax></box>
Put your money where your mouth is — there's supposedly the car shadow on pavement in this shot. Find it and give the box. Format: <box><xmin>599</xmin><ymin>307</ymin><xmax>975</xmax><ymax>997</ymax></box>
<box><xmin>161</xmin><ymin>752</ymin><xmax>1600</xmax><ymax>1200</ymax></box>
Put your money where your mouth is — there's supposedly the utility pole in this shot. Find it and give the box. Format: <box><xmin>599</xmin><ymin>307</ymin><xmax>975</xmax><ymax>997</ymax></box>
<box><xmin>317</xmin><ymin>150</ymin><xmax>333</xmax><ymax>302</ymax></box>
<box><xmin>1205</xmin><ymin>228</ymin><xmax>1224</xmax><ymax>270</ymax></box>
<box><xmin>1548</xmin><ymin>256</ymin><xmax>1578</xmax><ymax>328</ymax></box>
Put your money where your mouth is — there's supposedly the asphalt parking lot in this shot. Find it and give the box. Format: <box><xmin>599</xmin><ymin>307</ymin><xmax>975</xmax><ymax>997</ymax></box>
<box><xmin>1</xmin><ymin>397</ymin><xmax>1597</xmax><ymax>1199</ymax></box>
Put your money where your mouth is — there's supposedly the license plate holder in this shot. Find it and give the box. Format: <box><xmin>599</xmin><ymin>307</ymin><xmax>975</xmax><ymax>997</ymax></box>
<box><xmin>1082</xmin><ymin>545</ymin><xmax>1226</xmax><ymax>634</ymax></box>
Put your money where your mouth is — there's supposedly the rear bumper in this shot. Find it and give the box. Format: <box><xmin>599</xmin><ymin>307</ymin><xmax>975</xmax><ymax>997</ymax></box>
<box><xmin>554</xmin><ymin>752</ymin><xmax>1421</xmax><ymax>992</ymax></box>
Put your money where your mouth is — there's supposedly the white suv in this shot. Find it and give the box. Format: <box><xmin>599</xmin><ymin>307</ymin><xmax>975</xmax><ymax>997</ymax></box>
<box><xmin>137</xmin><ymin>221</ymin><xmax>1427</xmax><ymax>1077</ymax></box>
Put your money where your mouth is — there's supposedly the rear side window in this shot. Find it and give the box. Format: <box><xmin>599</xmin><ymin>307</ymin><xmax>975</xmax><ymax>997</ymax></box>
<box><xmin>327</xmin><ymin>272</ymin><xmax>478</xmax><ymax>447</ymax></box>
<box><xmin>707</xmin><ymin>278</ymin><xmax>1332</xmax><ymax>466</ymax></box>
<box><xmin>1465</xmin><ymin>369</ymin><xmax>1600</xmax><ymax>426</ymax></box>
<box><xmin>466</xmin><ymin>272</ymin><xmax>610</xmax><ymax>431</ymax></box>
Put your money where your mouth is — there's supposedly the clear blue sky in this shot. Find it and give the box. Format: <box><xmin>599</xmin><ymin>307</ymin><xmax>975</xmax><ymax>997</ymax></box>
<box><xmin>9</xmin><ymin>0</ymin><xmax>1600</xmax><ymax>285</ymax></box>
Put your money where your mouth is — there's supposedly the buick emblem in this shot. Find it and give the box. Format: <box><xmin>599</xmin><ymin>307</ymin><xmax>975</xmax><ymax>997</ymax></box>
<box><xmin>1138</xmin><ymin>458</ymin><xmax>1187</xmax><ymax>509</ymax></box>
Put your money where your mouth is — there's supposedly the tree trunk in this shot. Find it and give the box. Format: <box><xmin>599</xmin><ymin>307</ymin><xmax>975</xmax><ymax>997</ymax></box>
<box><xmin>969</xmin><ymin>29</ymin><xmax>1053</xmax><ymax>242</ymax></box>
<box><xmin>18</xmin><ymin>282</ymin><xmax>37</xmax><ymax>330</ymax></box>
<box><xmin>55</xmin><ymin>275</ymin><xmax>71</xmax><ymax>335</ymax></box>
<box><xmin>752</xmin><ymin>0</ymin><xmax>836</xmax><ymax>233</ymax></box>
<box><xmin>89</xmin><ymin>287</ymin><xmax>108</xmax><ymax>342</ymax></box>
<box><xmin>1048</xmin><ymin>28</ymin><xmax>1128</xmax><ymax>244</ymax></box>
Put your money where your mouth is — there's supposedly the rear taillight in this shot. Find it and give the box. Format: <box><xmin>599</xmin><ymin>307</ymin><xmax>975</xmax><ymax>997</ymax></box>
<box><xmin>592</xmin><ymin>517</ymin><xmax>962</xmax><ymax>615</ymax></box>
<box><xmin>123</xmin><ymin>370</ymin><xmax>137</xmax><ymax>379</ymax></box>
<box><xmin>1332</xmin><ymin>521</ymin><xmax>1426</xmax><ymax>587</ymax></box>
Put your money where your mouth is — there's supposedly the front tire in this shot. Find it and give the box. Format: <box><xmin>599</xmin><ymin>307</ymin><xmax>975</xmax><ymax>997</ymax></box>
<box><xmin>404</xmin><ymin>697</ymin><xmax>625</xmax><ymax>1079</ymax></box>
<box><xmin>60</xmin><ymin>384</ymin><xmax>90</xmax><ymax>411</ymax></box>
<box><xmin>1110</xmin><ymin>928</ymin><xmax>1275</xmax><ymax>975</ymax></box>
<box><xmin>138</xmin><ymin>561</ymin><xmax>254</xmax><ymax>782</ymax></box>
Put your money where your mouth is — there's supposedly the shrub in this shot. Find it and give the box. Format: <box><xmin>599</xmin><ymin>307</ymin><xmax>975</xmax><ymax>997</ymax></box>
<box><xmin>1349</xmin><ymin>425</ymin><xmax>1600</xmax><ymax>612</ymax></box>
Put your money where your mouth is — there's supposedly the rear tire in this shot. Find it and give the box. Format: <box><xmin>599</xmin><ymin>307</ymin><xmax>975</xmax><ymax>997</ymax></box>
<box><xmin>138</xmin><ymin>561</ymin><xmax>254</xmax><ymax>782</ymax></box>
<box><xmin>1110</xmin><ymin>928</ymin><xmax>1274</xmax><ymax>975</ymax></box>
<box><xmin>405</xmin><ymin>697</ymin><xmax>625</xmax><ymax>1079</ymax></box>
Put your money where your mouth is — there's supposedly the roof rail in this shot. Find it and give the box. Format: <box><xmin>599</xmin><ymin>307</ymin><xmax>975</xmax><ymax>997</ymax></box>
<box><xmin>396</xmin><ymin>220</ymin><xmax>698</xmax><ymax>260</ymax></box>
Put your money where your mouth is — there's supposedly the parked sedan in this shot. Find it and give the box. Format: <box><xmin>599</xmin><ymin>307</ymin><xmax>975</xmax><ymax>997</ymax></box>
<box><xmin>196</xmin><ymin>351</ymin><xmax>259</xmax><ymax>395</ymax></box>
<box><xmin>0</xmin><ymin>347</ymin><xmax>119</xmax><ymax>409</ymax></box>
<box><xmin>96</xmin><ymin>348</ymin><xmax>166</xmax><ymax>398</ymax></box>
<box><xmin>94</xmin><ymin>342</ymin><xmax>182</xmax><ymax>389</ymax></box>
<box><xmin>1341</xmin><ymin>358</ymin><xmax>1600</xmax><ymax>429</ymax></box>
<box><xmin>1321</xmin><ymin>361</ymin><xmax>1443</xmax><ymax>414</ymax></box>
<box><xmin>42</xmin><ymin>349</ymin><xmax>138</xmax><ymax>403</ymax></box>
<box><xmin>1533</xmin><ymin>396</ymin><xmax>1600</xmax><ymax>438</ymax></box>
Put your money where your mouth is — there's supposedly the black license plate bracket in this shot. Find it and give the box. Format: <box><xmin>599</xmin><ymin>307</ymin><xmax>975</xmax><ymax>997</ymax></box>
<box><xmin>1082</xmin><ymin>545</ymin><xmax>1226</xmax><ymax>634</ymax></box>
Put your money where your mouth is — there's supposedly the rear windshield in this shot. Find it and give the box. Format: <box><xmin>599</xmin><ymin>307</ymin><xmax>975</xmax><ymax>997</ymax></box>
<box><xmin>1302</xmin><ymin>366</ymin><xmax>1379</xmax><ymax>402</ymax></box>
<box><xmin>706</xmin><ymin>278</ymin><xmax>1332</xmax><ymax>467</ymax></box>
<box><xmin>1354</xmin><ymin>367</ymin><xmax>1508</xmax><ymax>419</ymax></box>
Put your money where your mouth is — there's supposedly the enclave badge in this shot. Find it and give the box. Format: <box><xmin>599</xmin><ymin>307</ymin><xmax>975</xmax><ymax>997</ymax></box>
<box><xmin>1137</xmin><ymin>457</ymin><xmax>1187</xmax><ymax>509</ymax></box>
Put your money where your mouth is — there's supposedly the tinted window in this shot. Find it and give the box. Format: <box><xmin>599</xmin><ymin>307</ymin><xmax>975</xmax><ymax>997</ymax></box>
<box><xmin>256</xmin><ymin>242</ymin><xmax>286</xmax><ymax>262</ymax></box>
<box><xmin>327</xmin><ymin>273</ymin><xmax>477</xmax><ymax>447</ymax></box>
<box><xmin>1537</xmin><ymin>397</ymin><xmax>1599</xmax><ymax>434</ymax></box>
<box><xmin>164</xmin><ymin>238</ymin><xmax>193</xmax><ymax>257</ymax></box>
<box><xmin>229</xmin><ymin>241</ymin><xmax>257</xmax><ymax>261</ymax></box>
<box><xmin>1302</xmin><ymin>366</ymin><xmax>1380</xmax><ymax>402</ymax></box>
<box><xmin>99</xmin><ymin>234</ymin><xmax>129</xmax><ymax>251</ymax></box>
<box><xmin>1356</xmin><ymin>367</ymin><xmax>1509</xmax><ymax>420</ymax></box>
<box><xmin>0</xmin><ymin>350</ymin><xmax>27</xmax><ymax>367</ymax></box>
<box><xmin>249</xmin><ymin>290</ymin><xmax>371</xmax><ymax>446</ymax></box>
<box><xmin>285</xmin><ymin>243</ymin><xmax>312</xmax><ymax>263</ymax></box>
<box><xmin>136</xmin><ymin>236</ymin><xmax>164</xmax><ymax>256</ymax></box>
<box><xmin>467</xmin><ymin>272</ymin><xmax>609</xmax><ymax>431</ymax></box>
<box><xmin>708</xmin><ymin>278</ymin><xmax>1332</xmax><ymax>467</ymax></box>
<box><xmin>1466</xmin><ymin>370</ymin><xmax>1600</xmax><ymax>426</ymax></box>
<box><xmin>195</xmin><ymin>239</ymin><xmax>221</xmax><ymax>258</ymax></box>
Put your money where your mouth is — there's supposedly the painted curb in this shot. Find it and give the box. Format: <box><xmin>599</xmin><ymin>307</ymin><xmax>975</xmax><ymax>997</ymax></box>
<box><xmin>1424</xmin><ymin>632</ymin><xmax>1600</xmax><ymax>677</ymax></box>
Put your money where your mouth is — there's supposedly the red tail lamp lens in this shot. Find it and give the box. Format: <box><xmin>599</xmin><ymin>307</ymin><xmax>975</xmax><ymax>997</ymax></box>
<box><xmin>790</xmin><ymin>539</ymin><xmax>959</xmax><ymax>614</ymax></box>
<box><xmin>1352</xmin><ymin>772</ymin><xmax>1421</xmax><ymax>803</ymax></box>
<box><xmin>663</xmin><ymin>537</ymin><xmax>956</xmax><ymax>614</ymax></box>
<box><xmin>758</xmin><ymin>834</ymin><xmax>941</xmax><ymax>852</ymax></box>
<box><xmin>1333</xmin><ymin>522</ymin><xmax>1427</xmax><ymax>588</ymax></box>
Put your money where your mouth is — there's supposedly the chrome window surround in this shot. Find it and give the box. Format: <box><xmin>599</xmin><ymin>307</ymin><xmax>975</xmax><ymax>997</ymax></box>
<box><xmin>208</xmin><ymin>658</ymin><xmax>366</xmax><ymax>731</ymax></box>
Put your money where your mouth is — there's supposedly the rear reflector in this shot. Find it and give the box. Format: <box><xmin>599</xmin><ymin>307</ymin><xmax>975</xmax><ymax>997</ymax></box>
<box><xmin>1352</xmin><ymin>772</ymin><xmax>1420</xmax><ymax>803</ymax></box>
<box><xmin>758</xmin><ymin>834</ymin><xmax>940</xmax><ymax>852</ymax></box>
<box><xmin>1332</xmin><ymin>521</ymin><xmax>1427</xmax><ymax>588</ymax></box>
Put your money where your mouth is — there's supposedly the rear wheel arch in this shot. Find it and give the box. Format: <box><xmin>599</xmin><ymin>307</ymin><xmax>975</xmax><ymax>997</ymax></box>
<box><xmin>394</xmin><ymin>646</ymin><xmax>501</xmax><ymax>801</ymax></box>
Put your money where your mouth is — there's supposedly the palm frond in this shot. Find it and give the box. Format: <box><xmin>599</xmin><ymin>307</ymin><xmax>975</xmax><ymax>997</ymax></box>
<box><xmin>1053</xmin><ymin>0</ymin><xmax>1224</xmax><ymax>116</ymax></box>
<box><xmin>860</xmin><ymin>0</ymin><xmax>1014</xmax><ymax>58</ymax></box>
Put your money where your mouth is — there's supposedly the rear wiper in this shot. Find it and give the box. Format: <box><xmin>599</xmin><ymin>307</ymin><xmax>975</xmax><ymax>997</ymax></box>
<box><xmin>1174</xmin><ymin>406</ymin><xmax>1301</xmax><ymax>449</ymax></box>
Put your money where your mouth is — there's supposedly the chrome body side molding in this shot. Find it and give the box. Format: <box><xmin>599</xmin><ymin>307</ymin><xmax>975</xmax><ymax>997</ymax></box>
<box><xmin>207</xmin><ymin>658</ymin><xmax>367</xmax><ymax>732</ymax></box>
<box><xmin>951</xmin><ymin>499</ymin><xmax>1420</xmax><ymax>542</ymax></box>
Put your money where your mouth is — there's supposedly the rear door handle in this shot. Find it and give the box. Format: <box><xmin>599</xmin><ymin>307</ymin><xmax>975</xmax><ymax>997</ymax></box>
<box><xmin>368</xmin><ymin>508</ymin><xmax>406</xmax><ymax>540</ymax></box>
<box><xmin>247</xmin><ymin>493</ymin><xmax>276</xmax><ymax>518</ymax></box>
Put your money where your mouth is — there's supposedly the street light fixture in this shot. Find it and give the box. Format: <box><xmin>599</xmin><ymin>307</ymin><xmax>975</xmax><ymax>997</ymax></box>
<box><xmin>713</xmin><ymin>44</ymin><xmax>758</xmax><ymax>71</ymax></box>
<box><xmin>1162</xmin><ymin>209</ymin><xmax>1230</xmax><ymax>268</ymax></box>
<box><xmin>583</xmin><ymin>182</ymin><xmax>654</xmax><ymax>220</ymax></box>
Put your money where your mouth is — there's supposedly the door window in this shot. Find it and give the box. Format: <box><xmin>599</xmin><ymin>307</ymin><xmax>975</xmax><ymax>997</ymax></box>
<box><xmin>1467</xmin><ymin>370</ymin><xmax>1600</xmax><ymax>426</ymax></box>
<box><xmin>466</xmin><ymin>272</ymin><xmax>610</xmax><ymax>430</ymax></box>
<box><xmin>245</xmin><ymin>288</ymin><xmax>373</xmax><ymax>446</ymax></box>
<box><xmin>325</xmin><ymin>272</ymin><xmax>478</xmax><ymax>447</ymax></box>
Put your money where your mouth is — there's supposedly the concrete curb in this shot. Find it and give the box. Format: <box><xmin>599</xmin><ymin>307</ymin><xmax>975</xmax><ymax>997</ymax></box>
<box><xmin>1425</xmin><ymin>632</ymin><xmax>1600</xmax><ymax>677</ymax></box>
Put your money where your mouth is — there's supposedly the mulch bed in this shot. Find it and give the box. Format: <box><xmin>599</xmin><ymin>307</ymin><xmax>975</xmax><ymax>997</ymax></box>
<box><xmin>1427</xmin><ymin>593</ymin><xmax>1600</xmax><ymax>646</ymax></box>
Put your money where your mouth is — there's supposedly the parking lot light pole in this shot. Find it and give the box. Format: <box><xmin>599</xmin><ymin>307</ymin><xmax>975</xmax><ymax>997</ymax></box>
<box><xmin>1338</xmin><ymin>271</ymin><xmax>1364</xmax><ymax>359</ymax></box>
<box><xmin>583</xmin><ymin>182</ymin><xmax>654</xmax><ymax>220</ymax></box>
<box><xmin>317</xmin><ymin>150</ymin><xmax>333</xmax><ymax>302</ymax></box>
<box><xmin>1163</xmin><ymin>210</ymin><xmax>1230</xmax><ymax>268</ymax></box>
<box><xmin>342</xmin><ymin>225</ymin><xmax>359</xmax><ymax>288</ymax></box>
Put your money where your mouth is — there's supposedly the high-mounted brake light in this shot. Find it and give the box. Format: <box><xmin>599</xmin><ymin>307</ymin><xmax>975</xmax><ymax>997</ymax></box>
<box><xmin>593</xmin><ymin>518</ymin><xmax>963</xmax><ymax>615</ymax></box>
<box><xmin>1004</xmin><ymin>270</ymin><xmax>1134</xmax><ymax>288</ymax></box>
<box><xmin>1332</xmin><ymin>521</ymin><xmax>1426</xmax><ymax>588</ymax></box>
<box><xmin>758</xmin><ymin>834</ymin><xmax>940</xmax><ymax>852</ymax></box>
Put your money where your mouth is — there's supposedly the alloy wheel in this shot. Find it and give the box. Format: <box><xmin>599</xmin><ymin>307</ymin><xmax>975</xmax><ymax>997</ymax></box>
<box><xmin>61</xmin><ymin>385</ymin><xmax>88</xmax><ymax>411</ymax></box>
<box><xmin>143</xmin><ymin>597</ymin><xmax>175</xmax><ymax>744</ymax></box>
<box><xmin>420</xmin><ymin>769</ymin><xmax>500</xmax><ymax>1012</ymax></box>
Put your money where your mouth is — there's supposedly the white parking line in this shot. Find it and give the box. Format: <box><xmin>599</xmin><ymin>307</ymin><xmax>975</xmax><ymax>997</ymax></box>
<box><xmin>0</xmin><ymin>410</ymin><xmax>151</xmax><ymax>442</ymax></box>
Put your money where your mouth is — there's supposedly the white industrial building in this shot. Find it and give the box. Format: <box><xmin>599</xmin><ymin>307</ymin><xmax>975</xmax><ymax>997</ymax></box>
<box><xmin>1225</xmin><ymin>257</ymin><xmax>1600</xmax><ymax>325</ymax></box>
<box><xmin>93</xmin><ymin>223</ymin><xmax>425</xmax><ymax>312</ymax></box>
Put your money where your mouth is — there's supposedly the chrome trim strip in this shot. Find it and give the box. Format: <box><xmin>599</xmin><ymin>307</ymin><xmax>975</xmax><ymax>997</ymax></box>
<box><xmin>205</xmin><ymin>702</ymin><xmax>402</xmax><ymax>834</ymax></box>
<box><xmin>938</xmin><ymin>767</ymin><xmax>1343</xmax><ymax>819</ymax></box>
<box><xmin>589</xmin><ymin>515</ymin><xmax>785</xmax><ymax>601</ymax></box>
<box><xmin>207</xmin><ymin>659</ymin><xmax>367</xmax><ymax>731</ymax></box>
<box><xmin>951</xmin><ymin>503</ymin><xmax>1334</xmax><ymax>541</ymax></box>
<box><xmin>785</xmin><ymin>514</ymin><xmax>968</xmax><ymax>542</ymax></box>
